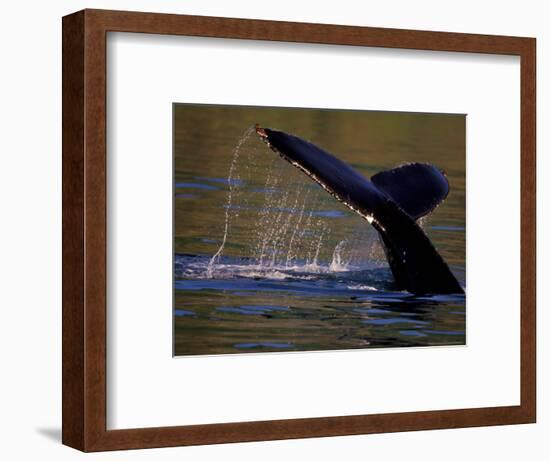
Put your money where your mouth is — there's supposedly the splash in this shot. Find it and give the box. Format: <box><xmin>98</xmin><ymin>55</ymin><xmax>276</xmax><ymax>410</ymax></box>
<box><xmin>329</xmin><ymin>240</ymin><xmax>349</xmax><ymax>272</ymax></box>
<box><xmin>285</xmin><ymin>190</ymin><xmax>309</xmax><ymax>267</ymax></box>
<box><xmin>206</xmin><ymin>126</ymin><xmax>254</xmax><ymax>277</ymax></box>
<box><xmin>205</xmin><ymin>127</ymin><xmax>385</xmax><ymax>278</ymax></box>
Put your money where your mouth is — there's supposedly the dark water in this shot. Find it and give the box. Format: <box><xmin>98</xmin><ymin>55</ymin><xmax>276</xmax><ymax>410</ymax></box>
<box><xmin>174</xmin><ymin>104</ymin><xmax>466</xmax><ymax>356</ymax></box>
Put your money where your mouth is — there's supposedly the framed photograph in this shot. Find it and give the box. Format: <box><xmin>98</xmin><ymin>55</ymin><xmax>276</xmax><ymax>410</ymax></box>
<box><xmin>62</xmin><ymin>9</ymin><xmax>536</xmax><ymax>451</ymax></box>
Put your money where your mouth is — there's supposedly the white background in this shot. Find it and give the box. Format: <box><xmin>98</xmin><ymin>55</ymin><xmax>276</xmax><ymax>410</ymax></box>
<box><xmin>108</xmin><ymin>33</ymin><xmax>520</xmax><ymax>429</ymax></box>
<box><xmin>0</xmin><ymin>0</ymin><xmax>547</xmax><ymax>459</ymax></box>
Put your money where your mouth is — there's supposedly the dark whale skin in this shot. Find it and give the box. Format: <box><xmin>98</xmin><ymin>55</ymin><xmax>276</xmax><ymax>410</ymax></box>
<box><xmin>256</xmin><ymin>126</ymin><xmax>464</xmax><ymax>296</ymax></box>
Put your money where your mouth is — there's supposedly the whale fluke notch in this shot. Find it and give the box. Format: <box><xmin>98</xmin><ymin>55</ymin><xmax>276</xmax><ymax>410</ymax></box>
<box><xmin>255</xmin><ymin>125</ymin><xmax>464</xmax><ymax>295</ymax></box>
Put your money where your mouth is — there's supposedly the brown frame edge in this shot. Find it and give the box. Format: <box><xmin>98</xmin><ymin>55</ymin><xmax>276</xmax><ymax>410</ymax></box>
<box><xmin>62</xmin><ymin>8</ymin><xmax>536</xmax><ymax>452</ymax></box>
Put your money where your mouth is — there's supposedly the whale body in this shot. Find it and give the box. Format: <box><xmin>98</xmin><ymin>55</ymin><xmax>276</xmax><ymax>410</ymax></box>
<box><xmin>255</xmin><ymin>125</ymin><xmax>464</xmax><ymax>295</ymax></box>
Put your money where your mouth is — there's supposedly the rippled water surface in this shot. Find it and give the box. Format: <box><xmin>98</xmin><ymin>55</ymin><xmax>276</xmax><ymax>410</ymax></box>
<box><xmin>174</xmin><ymin>104</ymin><xmax>466</xmax><ymax>356</ymax></box>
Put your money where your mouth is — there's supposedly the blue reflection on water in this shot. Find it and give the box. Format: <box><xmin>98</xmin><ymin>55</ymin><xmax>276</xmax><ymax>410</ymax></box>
<box><xmin>195</xmin><ymin>176</ymin><xmax>245</xmax><ymax>186</ymax></box>
<box><xmin>217</xmin><ymin>305</ymin><xmax>290</xmax><ymax>315</ymax></box>
<box><xmin>174</xmin><ymin>254</ymin><xmax>466</xmax><ymax>355</ymax></box>
<box><xmin>175</xmin><ymin>182</ymin><xmax>219</xmax><ymax>190</ymax></box>
<box><xmin>399</xmin><ymin>330</ymin><xmax>427</xmax><ymax>337</ymax></box>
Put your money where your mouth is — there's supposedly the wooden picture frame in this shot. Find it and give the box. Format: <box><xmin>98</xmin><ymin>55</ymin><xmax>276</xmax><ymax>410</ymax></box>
<box><xmin>62</xmin><ymin>8</ymin><xmax>536</xmax><ymax>452</ymax></box>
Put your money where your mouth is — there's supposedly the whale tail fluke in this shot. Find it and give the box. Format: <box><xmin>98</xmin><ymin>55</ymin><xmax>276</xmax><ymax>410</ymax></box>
<box><xmin>371</xmin><ymin>163</ymin><xmax>449</xmax><ymax>221</ymax></box>
<box><xmin>255</xmin><ymin>125</ymin><xmax>464</xmax><ymax>295</ymax></box>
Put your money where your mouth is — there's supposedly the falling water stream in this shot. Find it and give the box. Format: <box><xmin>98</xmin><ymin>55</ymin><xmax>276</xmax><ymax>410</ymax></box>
<box><xmin>201</xmin><ymin>126</ymin><xmax>385</xmax><ymax>282</ymax></box>
<box><xmin>206</xmin><ymin>126</ymin><xmax>255</xmax><ymax>277</ymax></box>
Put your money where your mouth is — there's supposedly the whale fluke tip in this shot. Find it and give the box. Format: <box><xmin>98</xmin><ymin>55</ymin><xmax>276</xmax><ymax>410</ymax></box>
<box><xmin>255</xmin><ymin>124</ymin><xmax>267</xmax><ymax>138</ymax></box>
